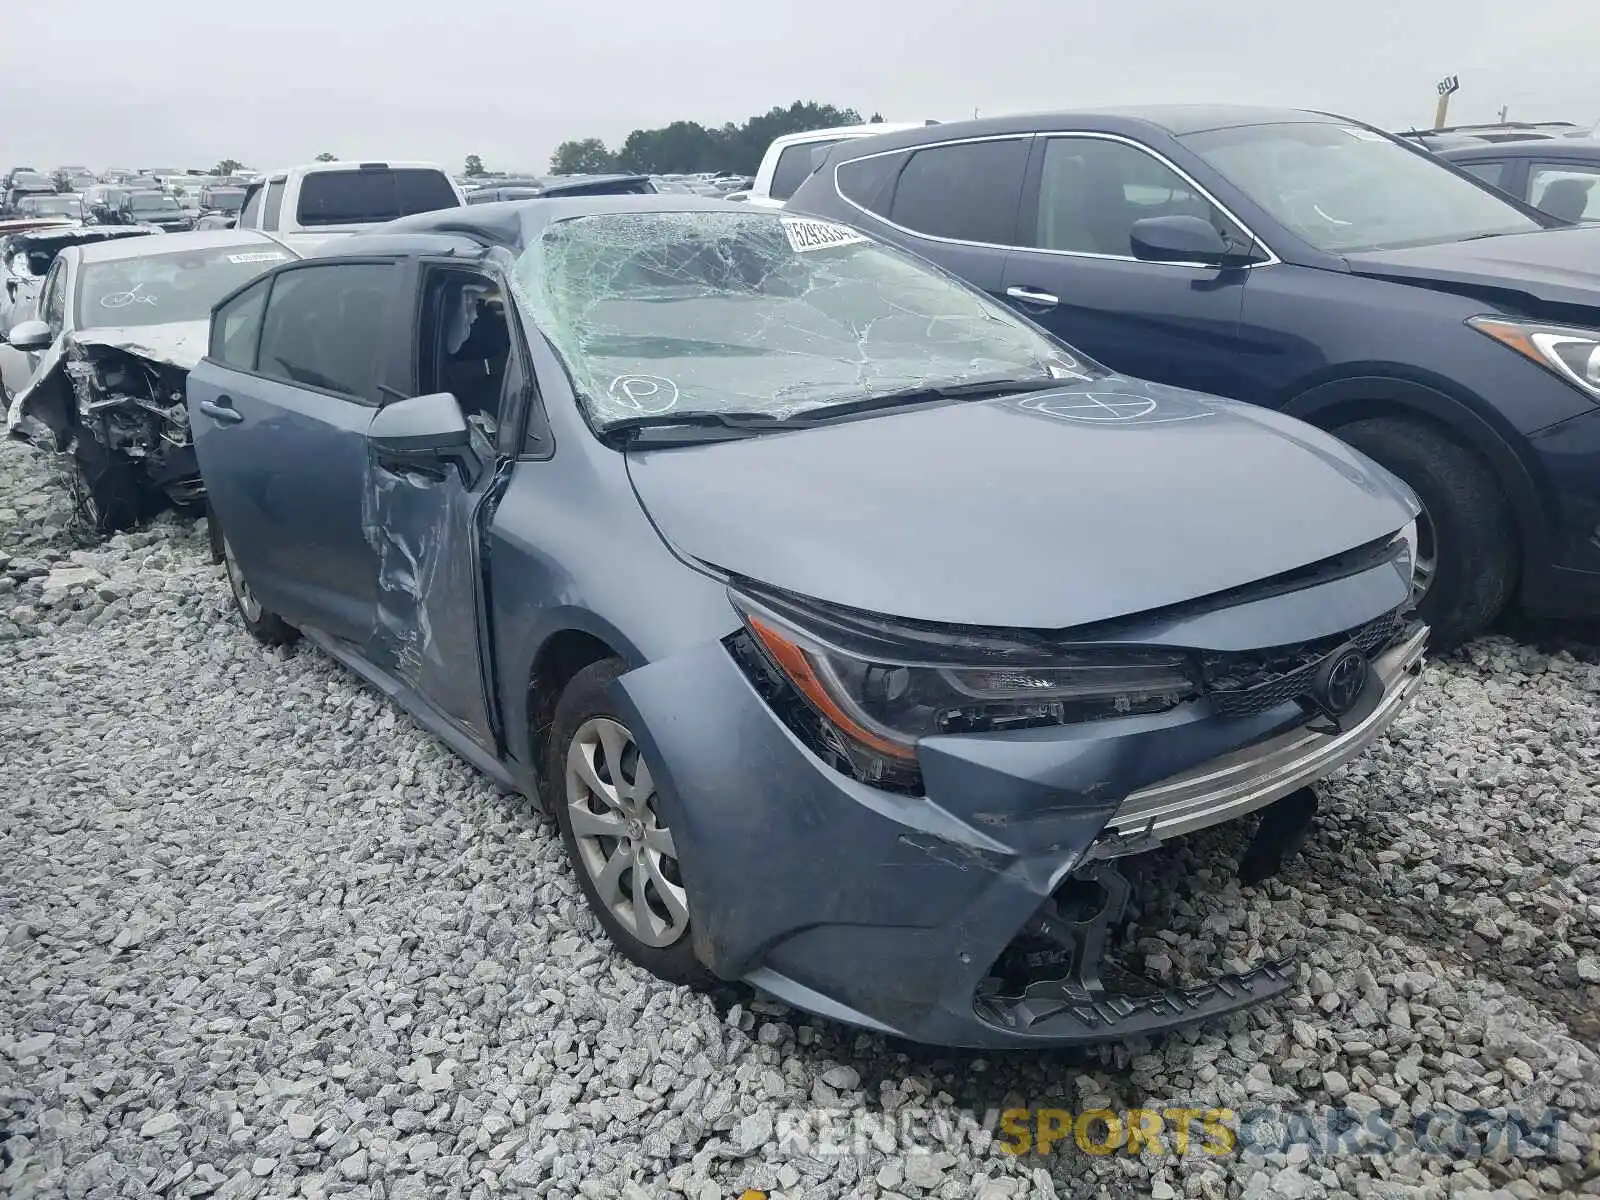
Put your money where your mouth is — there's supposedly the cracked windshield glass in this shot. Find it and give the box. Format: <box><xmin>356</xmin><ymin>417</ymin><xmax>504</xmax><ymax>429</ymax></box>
<box><xmin>510</xmin><ymin>209</ymin><xmax>1092</xmax><ymax>427</ymax></box>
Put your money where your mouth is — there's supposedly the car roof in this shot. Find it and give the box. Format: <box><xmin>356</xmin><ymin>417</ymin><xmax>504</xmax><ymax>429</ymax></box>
<box><xmin>1437</xmin><ymin>138</ymin><xmax>1600</xmax><ymax>161</ymax></box>
<box><xmin>341</xmin><ymin>194</ymin><xmax>778</xmax><ymax>254</ymax></box>
<box><xmin>75</xmin><ymin>229</ymin><xmax>295</xmax><ymax>263</ymax></box>
<box><xmin>808</xmin><ymin>105</ymin><xmax>1348</xmax><ymax>156</ymax></box>
<box><xmin>255</xmin><ymin>160</ymin><xmax>450</xmax><ymax>179</ymax></box>
<box><xmin>767</xmin><ymin>122</ymin><xmax>931</xmax><ymax>149</ymax></box>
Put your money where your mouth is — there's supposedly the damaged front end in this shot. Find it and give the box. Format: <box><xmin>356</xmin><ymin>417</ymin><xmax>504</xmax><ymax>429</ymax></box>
<box><xmin>7</xmin><ymin>328</ymin><xmax>205</xmax><ymax>528</ymax></box>
<box><xmin>612</xmin><ymin>538</ymin><xmax>1428</xmax><ymax>1047</ymax></box>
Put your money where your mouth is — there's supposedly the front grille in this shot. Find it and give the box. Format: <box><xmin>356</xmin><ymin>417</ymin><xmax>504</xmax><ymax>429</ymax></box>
<box><xmin>1201</xmin><ymin>609</ymin><xmax>1405</xmax><ymax>718</ymax></box>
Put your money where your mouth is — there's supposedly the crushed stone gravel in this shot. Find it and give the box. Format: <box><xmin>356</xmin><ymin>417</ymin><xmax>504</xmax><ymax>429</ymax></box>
<box><xmin>2</xmin><ymin>438</ymin><xmax>1598</xmax><ymax>1199</ymax></box>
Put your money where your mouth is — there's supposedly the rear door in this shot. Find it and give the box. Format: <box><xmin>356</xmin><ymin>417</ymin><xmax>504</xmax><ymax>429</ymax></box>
<box><xmin>360</xmin><ymin>260</ymin><xmax>512</xmax><ymax>750</ymax></box>
<box><xmin>190</xmin><ymin>258</ymin><xmax>404</xmax><ymax>646</ymax></box>
<box><xmin>999</xmin><ymin>133</ymin><xmax>1258</xmax><ymax>398</ymax></box>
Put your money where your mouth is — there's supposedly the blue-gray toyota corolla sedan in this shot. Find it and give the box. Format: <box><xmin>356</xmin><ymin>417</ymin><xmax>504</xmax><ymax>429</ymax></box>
<box><xmin>186</xmin><ymin>197</ymin><xmax>1427</xmax><ymax>1046</ymax></box>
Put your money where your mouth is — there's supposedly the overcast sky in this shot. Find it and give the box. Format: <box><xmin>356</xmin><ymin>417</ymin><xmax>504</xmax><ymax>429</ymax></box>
<box><xmin>2</xmin><ymin>0</ymin><xmax>1593</xmax><ymax>174</ymax></box>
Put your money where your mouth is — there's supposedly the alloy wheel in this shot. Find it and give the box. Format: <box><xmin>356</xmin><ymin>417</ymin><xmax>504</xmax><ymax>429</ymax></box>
<box><xmin>565</xmin><ymin>715</ymin><xmax>689</xmax><ymax>949</ymax></box>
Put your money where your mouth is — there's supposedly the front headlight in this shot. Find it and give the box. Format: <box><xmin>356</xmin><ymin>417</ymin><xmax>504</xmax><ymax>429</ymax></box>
<box><xmin>1469</xmin><ymin>316</ymin><xmax>1600</xmax><ymax>400</ymax></box>
<box><xmin>728</xmin><ymin>591</ymin><xmax>1198</xmax><ymax>791</ymax></box>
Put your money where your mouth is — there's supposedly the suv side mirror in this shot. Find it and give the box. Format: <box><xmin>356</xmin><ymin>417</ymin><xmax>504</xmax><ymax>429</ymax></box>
<box><xmin>5</xmin><ymin>319</ymin><xmax>53</xmax><ymax>351</ymax></box>
<box><xmin>1130</xmin><ymin>214</ymin><xmax>1255</xmax><ymax>267</ymax></box>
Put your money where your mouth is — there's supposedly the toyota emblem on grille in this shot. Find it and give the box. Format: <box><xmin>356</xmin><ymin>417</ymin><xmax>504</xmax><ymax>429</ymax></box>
<box><xmin>1313</xmin><ymin>644</ymin><xmax>1369</xmax><ymax>716</ymax></box>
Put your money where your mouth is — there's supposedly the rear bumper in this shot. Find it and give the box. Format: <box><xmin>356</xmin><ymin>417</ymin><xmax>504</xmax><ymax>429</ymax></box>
<box><xmin>616</xmin><ymin>615</ymin><xmax>1428</xmax><ymax>1048</ymax></box>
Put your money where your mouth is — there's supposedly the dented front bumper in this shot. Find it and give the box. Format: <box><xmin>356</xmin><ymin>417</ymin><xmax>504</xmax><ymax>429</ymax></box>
<box><xmin>613</xmin><ymin>614</ymin><xmax>1427</xmax><ymax>1048</ymax></box>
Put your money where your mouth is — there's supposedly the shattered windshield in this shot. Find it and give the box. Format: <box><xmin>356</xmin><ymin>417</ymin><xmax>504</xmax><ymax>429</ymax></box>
<box><xmin>74</xmin><ymin>245</ymin><xmax>294</xmax><ymax>330</ymax></box>
<box><xmin>509</xmin><ymin>209</ymin><xmax>1090</xmax><ymax>430</ymax></box>
<box><xmin>1183</xmin><ymin>122</ymin><xmax>1544</xmax><ymax>252</ymax></box>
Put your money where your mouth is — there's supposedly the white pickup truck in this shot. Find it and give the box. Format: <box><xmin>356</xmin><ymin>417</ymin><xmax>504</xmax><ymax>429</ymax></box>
<box><xmin>231</xmin><ymin>160</ymin><xmax>465</xmax><ymax>248</ymax></box>
<box><xmin>740</xmin><ymin>122</ymin><xmax>934</xmax><ymax>208</ymax></box>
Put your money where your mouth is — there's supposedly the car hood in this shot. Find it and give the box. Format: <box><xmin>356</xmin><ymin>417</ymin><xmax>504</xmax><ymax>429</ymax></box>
<box><xmin>625</xmin><ymin>376</ymin><xmax>1419</xmax><ymax>629</ymax></box>
<box><xmin>1344</xmin><ymin>225</ymin><xmax>1600</xmax><ymax>310</ymax></box>
<box><xmin>73</xmin><ymin>320</ymin><xmax>209</xmax><ymax>369</ymax></box>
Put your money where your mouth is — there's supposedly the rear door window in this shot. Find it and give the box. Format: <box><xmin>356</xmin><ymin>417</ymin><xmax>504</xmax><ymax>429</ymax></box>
<box><xmin>297</xmin><ymin>169</ymin><xmax>460</xmax><ymax>226</ymax></box>
<box><xmin>887</xmin><ymin>138</ymin><xmax>1031</xmax><ymax>244</ymax></box>
<box><xmin>254</xmin><ymin>262</ymin><xmax>395</xmax><ymax>400</ymax></box>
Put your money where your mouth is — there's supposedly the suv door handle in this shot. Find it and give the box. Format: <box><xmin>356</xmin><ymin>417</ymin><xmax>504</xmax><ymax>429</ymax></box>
<box><xmin>198</xmin><ymin>396</ymin><xmax>243</xmax><ymax>425</ymax></box>
<box><xmin>1005</xmin><ymin>286</ymin><xmax>1060</xmax><ymax>307</ymax></box>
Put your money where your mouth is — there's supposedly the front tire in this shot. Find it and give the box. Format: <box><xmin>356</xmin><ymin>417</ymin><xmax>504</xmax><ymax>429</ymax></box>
<box><xmin>220</xmin><ymin>530</ymin><xmax>298</xmax><ymax>646</ymax></box>
<box><xmin>546</xmin><ymin>657</ymin><xmax>712</xmax><ymax>988</ymax></box>
<box><xmin>1334</xmin><ymin>417</ymin><xmax>1515</xmax><ymax>649</ymax></box>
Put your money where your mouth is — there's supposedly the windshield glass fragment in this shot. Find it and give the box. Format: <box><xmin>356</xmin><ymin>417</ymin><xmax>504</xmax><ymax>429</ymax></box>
<box><xmin>1184</xmin><ymin>122</ymin><xmax>1545</xmax><ymax>252</ymax></box>
<box><xmin>509</xmin><ymin>209</ymin><xmax>1094</xmax><ymax>430</ymax></box>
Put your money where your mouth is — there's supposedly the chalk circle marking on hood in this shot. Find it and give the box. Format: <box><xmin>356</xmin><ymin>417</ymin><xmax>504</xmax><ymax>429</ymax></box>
<box><xmin>1014</xmin><ymin>387</ymin><xmax>1217</xmax><ymax>426</ymax></box>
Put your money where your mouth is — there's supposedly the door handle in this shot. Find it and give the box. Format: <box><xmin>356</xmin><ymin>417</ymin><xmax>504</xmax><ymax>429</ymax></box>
<box><xmin>198</xmin><ymin>397</ymin><xmax>243</xmax><ymax>425</ymax></box>
<box><xmin>1005</xmin><ymin>286</ymin><xmax>1060</xmax><ymax>307</ymax></box>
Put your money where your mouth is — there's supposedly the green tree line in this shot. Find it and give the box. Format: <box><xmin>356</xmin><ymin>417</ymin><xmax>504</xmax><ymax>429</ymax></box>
<box><xmin>549</xmin><ymin>101</ymin><xmax>881</xmax><ymax>176</ymax></box>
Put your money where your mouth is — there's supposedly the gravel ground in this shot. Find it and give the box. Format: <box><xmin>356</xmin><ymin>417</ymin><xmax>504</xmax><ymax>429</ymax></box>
<box><xmin>2</xmin><ymin>436</ymin><xmax>1598</xmax><ymax>1200</ymax></box>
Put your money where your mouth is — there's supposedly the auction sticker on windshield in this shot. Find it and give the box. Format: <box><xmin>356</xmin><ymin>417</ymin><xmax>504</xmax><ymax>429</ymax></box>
<box><xmin>227</xmin><ymin>252</ymin><xmax>289</xmax><ymax>264</ymax></box>
<box><xmin>782</xmin><ymin>217</ymin><xmax>868</xmax><ymax>253</ymax></box>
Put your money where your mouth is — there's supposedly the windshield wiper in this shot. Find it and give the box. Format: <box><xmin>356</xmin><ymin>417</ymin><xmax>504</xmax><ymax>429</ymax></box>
<box><xmin>598</xmin><ymin>410</ymin><xmax>807</xmax><ymax>447</ymax></box>
<box><xmin>599</xmin><ymin>377</ymin><xmax>1075</xmax><ymax>447</ymax></box>
<box><xmin>799</xmin><ymin>375</ymin><xmax>1070</xmax><ymax>422</ymax></box>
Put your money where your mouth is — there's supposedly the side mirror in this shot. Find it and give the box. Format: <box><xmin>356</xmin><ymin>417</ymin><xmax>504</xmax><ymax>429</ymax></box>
<box><xmin>5</xmin><ymin>319</ymin><xmax>52</xmax><ymax>351</ymax></box>
<box><xmin>368</xmin><ymin>391</ymin><xmax>471</xmax><ymax>455</ymax></box>
<box><xmin>1130</xmin><ymin>214</ymin><xmax>1253</xmax><ymax>267</ymax></box>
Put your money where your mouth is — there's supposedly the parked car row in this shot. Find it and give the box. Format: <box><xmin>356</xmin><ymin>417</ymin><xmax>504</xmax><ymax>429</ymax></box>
<box><xmin>22</xmin><ymin>107</ymin><xmax>1594</xmax><ymax>1048</ymax></box>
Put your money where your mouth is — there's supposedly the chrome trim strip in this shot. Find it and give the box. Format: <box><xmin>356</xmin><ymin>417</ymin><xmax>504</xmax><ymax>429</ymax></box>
<box><xmin>1103</xmin><ymin>626</ymin><xmax>1427</xmax><ymax>843</ymax></box>
<box><xmin>830</xmin><ymin>129</ymin><xmax>1282</xmax><ymax>269</ymax></box>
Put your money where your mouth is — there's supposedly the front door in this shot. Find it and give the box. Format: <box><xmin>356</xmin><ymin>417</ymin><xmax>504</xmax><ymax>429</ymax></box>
<box><xmin>189</xmin><ymin>259</ymin><xmax>401</xmax><ymax>646</ymax></box>
<box><xmin>1000</xmin><ymin>134</ymin><xmax>1257</xmax><ymax>400</ymax></box>
<box><xmin>360</xmin><ymin>262</ymin><xmax>512</xmax><ymax>751</ymax></box>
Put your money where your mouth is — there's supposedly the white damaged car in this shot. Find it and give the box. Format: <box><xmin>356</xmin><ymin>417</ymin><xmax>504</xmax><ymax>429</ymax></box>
<box><xmin>3</xmin><ymin>229</ymin><xmax>299</xmax><ymax>533</ymax></box>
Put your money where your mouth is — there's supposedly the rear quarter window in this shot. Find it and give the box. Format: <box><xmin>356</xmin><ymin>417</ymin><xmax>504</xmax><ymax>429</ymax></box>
<box><xmin>769</xmin><ymin>140</ymin><xmax>842</xmax><ymax>202</ymax></box>
<box><xmin>297</xmin><ymin>169</ymin><xmax>460</xmax><ymax>226</ymax></box>
<box><xmin>1455</xmin><ymin>160</ymin><xmax>1509</xmax><ymax>189</ymax></box>
<box><xmin>836</xmin><ymin>150</ymin><xmax>910</xmax><ymax>215</ymax></box>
